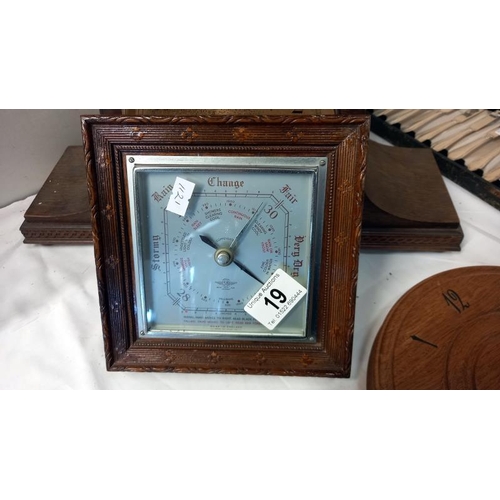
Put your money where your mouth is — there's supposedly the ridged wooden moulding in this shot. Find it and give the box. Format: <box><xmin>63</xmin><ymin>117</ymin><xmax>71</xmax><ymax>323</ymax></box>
<box><xmin>81</xmin><ymin>113</ymin><xmax>370</xmax><ymax>377</ymax></box>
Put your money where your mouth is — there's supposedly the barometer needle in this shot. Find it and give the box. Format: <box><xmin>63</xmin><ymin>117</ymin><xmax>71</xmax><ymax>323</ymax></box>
<box><xmin>231</xmin><ymin>260</ymin><xmax>265</xmax><ymax>285</ymax></box>
<box><xmin>199</xmin><ymin>234</ymin><xmax>218</xmax><ymax>250</ymax></box>
<box><xmin>229</xmin><ymin>202</ymin><xmax>265</xmax><ymax>250</ymax></box>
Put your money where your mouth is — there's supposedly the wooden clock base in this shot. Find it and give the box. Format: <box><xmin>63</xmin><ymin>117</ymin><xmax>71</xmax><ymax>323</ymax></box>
<box><xmin>20</xmin><ymin>140</ymin><xmax>463</xmax><ymax>251</ymax></box>
<box><xmin>361</xmin><ymin>140</ymin><xmax>463</xmax><ymax>251</ymax></box>
<box><xmin>20</xmin><ymin>146</ymin><xmax>92</xmax><ymax>244</ymax></box>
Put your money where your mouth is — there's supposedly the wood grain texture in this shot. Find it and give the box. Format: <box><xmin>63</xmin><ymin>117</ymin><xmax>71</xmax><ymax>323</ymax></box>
<box><xmin>371</xmin><ymin>112</ymin><xmax>500</xmax><ymax>212</ymax></box>
<box><xmin>367</xmin><ymin>266</ymin><xmax>500</xmax><ymax>389</ymax></box>
<box><xmin>20</xmin><ymin>146</ymin><xmax>92</xmax><ymax>244</ymax></box>
<box><xmin>361</xmin><ymin>140</ymin><xmax>463</xmax><ymax>251</ymax></box>
<box><xmin>365</xmin><ymin>140</ymin><xmax>459</xmax><ymax>223</ymax></box>
<box><xmin>81</xmin><ymin>113</ymin><xmax>370</xmax><ymax>377</ymax></box>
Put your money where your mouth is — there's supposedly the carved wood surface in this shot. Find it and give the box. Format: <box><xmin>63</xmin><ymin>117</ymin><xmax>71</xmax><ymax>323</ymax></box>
<box><xmin>360</xmin><ymin>227</ymin><xmax>463</xmax><ymax>252</ymax></box>
<box><xmin>19</xmin><ymin>222</ymin><xmax>92</xmax><ymax>244</ymax></box>
<box><xmin>81</xmin><ymin>113</ymin><xmax>370</xmax><ymax>377</ymax></box>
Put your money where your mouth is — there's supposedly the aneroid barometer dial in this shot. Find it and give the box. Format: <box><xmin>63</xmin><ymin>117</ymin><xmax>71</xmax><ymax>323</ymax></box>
<box><xmin>127</xmin><ymin>156</ymin><xmax>326</xmax><ymax>339</ymax></box>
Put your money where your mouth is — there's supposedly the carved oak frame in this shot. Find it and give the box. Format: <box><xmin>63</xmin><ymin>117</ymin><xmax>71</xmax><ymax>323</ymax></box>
<box><xmin>81</xmin><ymin>114</ymin><xmax>369</xmax><ymax>377</ymax></box>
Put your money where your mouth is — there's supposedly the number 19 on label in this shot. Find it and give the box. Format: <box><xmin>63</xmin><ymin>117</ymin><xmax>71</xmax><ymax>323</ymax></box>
<box><xmin>244</xmin><ymin>269</ymin><xmax>307</xmax><ymax>330</ymax></box>
<box><xmin>264</xmin><ymin>289</ymin><xmax>287</xmax><ymax>309</ymax></box>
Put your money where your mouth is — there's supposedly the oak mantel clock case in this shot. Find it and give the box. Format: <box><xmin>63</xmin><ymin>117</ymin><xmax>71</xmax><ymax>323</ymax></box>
<box><xmin>81</xmin><ymin>113</ymin><xmax>369</xmax><ymax>377</ymax></box>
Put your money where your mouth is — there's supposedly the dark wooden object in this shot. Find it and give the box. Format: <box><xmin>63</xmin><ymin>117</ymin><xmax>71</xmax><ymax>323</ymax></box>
<box><xmin>361</xmin><ymin>140</ymin><xmax>463</xmax><ymax>251</ymax></box>
<box><xmin>367</xmin><ymin>266</ymin><xmax>500</xmax><ymax>389</ymax></box>
<box><xmin>20</xmin><ymin>146</ymin><xmax>92</xmax><ymax>244</ymax></box>
<box><xmin>371</xmin><ymin>112</ymin><xmax>500</xmax><ymax>211</ymax></box>
<box><xmin>81</xmin><ymin>113</ymin><xmax>369</xmax><ymax>377</ymax></box>
<box><xmin>21</xmin><ymin>138</ymin><xmax>463</xmax><ymax>251</ymax></box>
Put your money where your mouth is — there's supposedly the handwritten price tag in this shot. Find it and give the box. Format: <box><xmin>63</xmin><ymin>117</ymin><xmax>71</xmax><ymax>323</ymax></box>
<box><xmin>244</xmin><ymin>268</ymin><xmax>307</xmax><ymax>330</ymax></box>
<box><xmin>166</xmin><ymin>177</ymin><xmax>195</xmax><ymax>216</ymax></box>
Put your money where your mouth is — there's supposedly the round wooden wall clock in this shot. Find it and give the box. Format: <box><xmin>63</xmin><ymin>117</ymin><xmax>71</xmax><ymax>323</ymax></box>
<box><xmin>367</xmin><ymin>266</ymin><xmax>500</xmax><ymax>389</ymax></box>
<box><xmin>82</xmin><ymin>112</ymin><xmax>369</xmax><ymax>377</ymax></box>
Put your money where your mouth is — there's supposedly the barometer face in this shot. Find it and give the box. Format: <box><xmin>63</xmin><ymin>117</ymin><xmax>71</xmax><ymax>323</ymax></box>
<box><xmin>127</xmin><ymin>156</ymin><xmax>327</xmax><ymax>340</ymax></box>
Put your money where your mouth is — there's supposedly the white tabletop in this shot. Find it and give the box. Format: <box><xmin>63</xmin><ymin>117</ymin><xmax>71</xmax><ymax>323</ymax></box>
<box><xmin>1</xmin><ymin>144</ymin><xmax>499</xmax><ymax>389</ymax></box>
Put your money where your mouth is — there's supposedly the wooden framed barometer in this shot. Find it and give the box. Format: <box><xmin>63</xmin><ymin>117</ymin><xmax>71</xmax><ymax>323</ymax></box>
<box><xmin>81</xmin><ymin>112</ymin><xmax>369</xmax><ymax>376</ymax></box>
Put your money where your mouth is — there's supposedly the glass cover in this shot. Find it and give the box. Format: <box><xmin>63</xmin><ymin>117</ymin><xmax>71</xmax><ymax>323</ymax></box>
<box><xmin>127</xmin><ymin>156</ymin><xmax>326</xmax><ymax>339</ymax></box>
